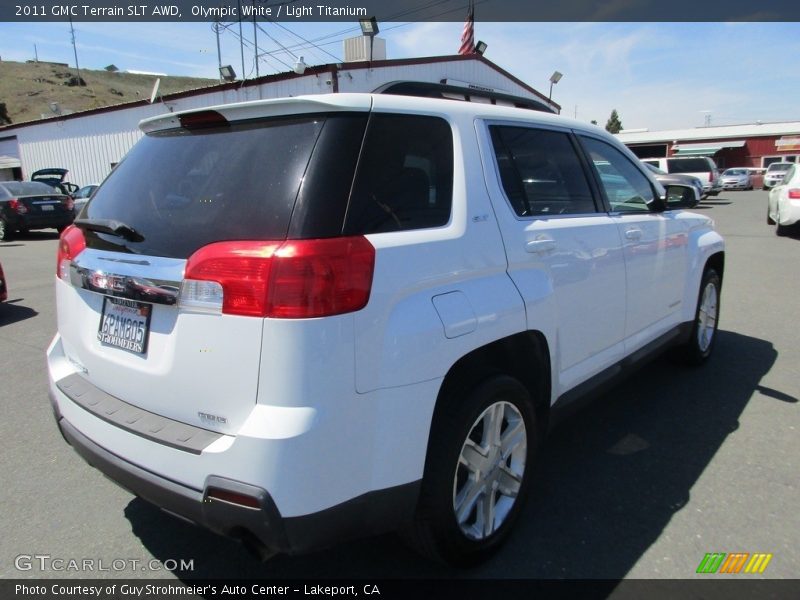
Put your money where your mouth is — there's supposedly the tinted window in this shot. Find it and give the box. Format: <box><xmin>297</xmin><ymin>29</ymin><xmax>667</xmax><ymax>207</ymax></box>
<box><xmin>84</xmin><ymin>115</ymin><xmax>329</xmax><ymax>258</ymax></box>
<box><xmin>580</xmin><ymin>136</ymin><xmax>655</xmax><ymax>212</ymax></box>
<box><xmin>667</xmin><ymin>158</ymin><xmax>714</xmax><ymax>174</ymax></box>
<box><xmin>343</xmin><ymin>114</ymin><xmax>453</xmax><ymax>234</ymax></box>
<box><xmin>490</xmin><ymin>126</ymin><xmax>596</xmax><ymax>217</ymax></box>
<box><xmin>4</xmin><ymin>181</ymin><xmax>59</xmax><ymax>196</ymax></box>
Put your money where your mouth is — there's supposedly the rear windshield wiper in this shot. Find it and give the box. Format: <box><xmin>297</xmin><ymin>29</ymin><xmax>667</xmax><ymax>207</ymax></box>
<box><xmin>74</xmin><ymin>218</ymin><xmax>144</xmax><ymax>243</ymax></box>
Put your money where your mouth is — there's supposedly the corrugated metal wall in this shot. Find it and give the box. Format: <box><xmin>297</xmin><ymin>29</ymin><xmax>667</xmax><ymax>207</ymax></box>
<box><xmin>6</xmin><ymin>59</ymin><xmax>545</xmax><ymax>187</ymax></box>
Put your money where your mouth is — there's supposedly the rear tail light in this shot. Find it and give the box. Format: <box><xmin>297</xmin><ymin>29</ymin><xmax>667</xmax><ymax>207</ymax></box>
<box><xmin>8</xmin><ymin>198</ymin><xmax>27</xmax><ymax>214</ymax></box>
<box><xmin>62</xmin><ymin>196</ymin><xmax>74</xmax><ymax>211</ymax></box>
<box><xmin>182</xmin><ymin>236</ymin><xmax>375</xmax><ymax>318</ymax></box>
<box><xmin>56</xmin><ymin>225</ymin><xmax>86</xmax><ymax>280</ymax></box>
<box><xmin>789</xmin><ymin>189</ymin><xmax>800</xmax><ymax>199</ymax></box>
<box><xmin>709</xmin><ymin>171</ymin><xmax>716</xmax><ymax>182</ymax></box>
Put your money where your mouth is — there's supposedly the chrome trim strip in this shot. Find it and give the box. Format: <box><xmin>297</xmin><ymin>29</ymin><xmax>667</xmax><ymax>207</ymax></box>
<box><xmin>70</xmin><ymin>249</ymin><xmax>185</xmax><ymax>306</ymax></box>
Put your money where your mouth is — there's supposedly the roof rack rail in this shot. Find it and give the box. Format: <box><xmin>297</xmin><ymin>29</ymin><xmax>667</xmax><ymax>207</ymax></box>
<box><xmin>372</xmin><ymin>80</ymin><xmax>556</xmax><ymax>114</ymax></box>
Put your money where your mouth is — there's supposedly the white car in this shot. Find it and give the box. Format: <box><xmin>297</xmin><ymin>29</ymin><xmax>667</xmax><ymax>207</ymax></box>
<box><xmin>641</xmin><ymin>156</ymin><xmax>722</xmax><ymax>198</ymax></box>
<box><xmin>47</xmin><ymin>91</ymin><xmax>724</xmax><ymax>566</ymax></box>
<box><xmin>767</xmin><ymin>163</ymin><xmax>800</xmax><ymax>236</ymax></box>
<box><xmin>763</xmin><ymin>162</ymin><xmax>793</xmax><ymax>190</ymax></box>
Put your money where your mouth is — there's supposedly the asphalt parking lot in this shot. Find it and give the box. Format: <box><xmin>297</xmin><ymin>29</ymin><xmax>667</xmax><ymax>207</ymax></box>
<box><xmin>0</xmin><ymin>190</ymin><xmax>798</xmax><ymax>582</ymax></box>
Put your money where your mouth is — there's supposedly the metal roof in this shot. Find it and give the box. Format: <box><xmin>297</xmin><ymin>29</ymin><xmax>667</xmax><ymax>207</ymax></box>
<box><xmin>616</xmin><ymin>122</ymin><xmax>800</xmax><ymax>144</ymax></box>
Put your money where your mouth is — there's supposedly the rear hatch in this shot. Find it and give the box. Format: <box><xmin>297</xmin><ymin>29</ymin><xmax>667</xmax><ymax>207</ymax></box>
<box><xmin>56</xmin><ymin>97</ymin><xmax>371</xmax><ymax>434</ymax></box>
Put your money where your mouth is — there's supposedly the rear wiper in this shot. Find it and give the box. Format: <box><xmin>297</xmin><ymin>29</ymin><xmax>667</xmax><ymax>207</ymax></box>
<box><xmin>74</xmin><ymin>218</ymin><xmax>144</xmax><ymax>243</ymax></box>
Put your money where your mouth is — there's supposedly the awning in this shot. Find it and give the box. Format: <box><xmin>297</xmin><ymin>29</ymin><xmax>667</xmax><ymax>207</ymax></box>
<box><xmin>0</xmin><ymin>155</ymin><xmax>21</xmax><ymax>170</ymax></box>
<box><xmin>672</xmin><ymin>140</ymin><xmax>746</xmax><ymax>156</ymax></box>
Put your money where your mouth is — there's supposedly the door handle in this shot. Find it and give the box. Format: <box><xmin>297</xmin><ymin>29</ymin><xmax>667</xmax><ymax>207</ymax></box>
<box><xmin>525</xmin><ymin>239</ymin><xmax>556</xmax><ymax>254</ymax></box>
<box><xmin>624</xmin><ymin>228</ymin><xmax>643</xmax><ymax>241</ymax></box>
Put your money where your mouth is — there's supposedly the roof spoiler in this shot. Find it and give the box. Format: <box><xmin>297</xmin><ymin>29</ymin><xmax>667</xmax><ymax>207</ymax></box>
<box><xmin>373</xmin><ymin>81</ymin><xmax>556</xmax><ymax>114</ymax></box>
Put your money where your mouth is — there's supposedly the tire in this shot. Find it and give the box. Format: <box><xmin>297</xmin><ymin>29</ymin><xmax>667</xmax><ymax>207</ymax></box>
<box><xmin>0</xmin><ymin>219</ymin><xmax>13</xmax><ymax>242</ymax></box>
<box><xmin>673</xmin><ymin>268</ymin><xmax>721</xmax><ymax>366</ymax></box>
<box><xmin>403</xmin><ymin>375</ymin><xmax>538</xmax><ymax>566</ymax></box>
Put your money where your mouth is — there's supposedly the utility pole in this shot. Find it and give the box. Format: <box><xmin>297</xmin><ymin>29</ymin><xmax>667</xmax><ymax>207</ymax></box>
<box><xmin>237</xmin><ymin>0</ymin><xmax>245</xmax><ymax>80</ymax></box>
<box><xmin>252</xmin><ymin>0</ymin><xmax>259</xmax><ymax>78</ymax></box>
<box><xmin>68</xmin><ymin>16</ymin><xmax>83</xmax><ymax>85</ymax></box>
<box><xmin>34</xmin><ymin>44</ymin><xmax>39</xmax><ymax>62</ymax></box>
<box><xmin>213</xmin><ymin>21</ymin><xmax>223</xmax><ymax>82</ymax></box>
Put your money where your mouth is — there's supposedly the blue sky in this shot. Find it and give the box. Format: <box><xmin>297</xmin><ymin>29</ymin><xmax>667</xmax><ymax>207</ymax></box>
<box><xmin>1</xmin><ymin>21</ymin><xmax>799</xmax><ymax>130</ymax></box>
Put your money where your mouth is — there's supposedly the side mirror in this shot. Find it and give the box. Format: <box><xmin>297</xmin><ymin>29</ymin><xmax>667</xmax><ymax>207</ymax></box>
<box><xmin>664</xmin><ymin>184</ymin><xmax>699</xmax><ymax>209</ymax></box>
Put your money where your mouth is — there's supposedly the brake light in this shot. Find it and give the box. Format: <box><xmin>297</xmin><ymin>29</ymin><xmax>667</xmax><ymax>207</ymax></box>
<box><xmin>56</xmin><ymin>225</ymin><xmax>86</xmax><ymax>280</ymax></box>
<box><xmin>788</xmin><ymin>189</ymin><xmax>800</xmax><ymax>199</ymax></box>
<box><xmin>709</xmin><ymin>170</ymin><xmax>716</xmax><ymax>182</ymax></box>
<box><xmin>61</xmin><ymin>196</ymin><xmax>74</xmax><ymax>211</ymax></box>
<box><xmin>8</xmin><ymin>198</ymin><xmax>27</xmax><ymax>214</ymax></box>
<box><xmin>182</xmin><ymin>237</ymin><xmax>375</xmax><ymax>318</ymax></box>
<box><xmin>179</xmin><ymin>110</ymin><xmax>228</xmax><ymax>130</ymax></box>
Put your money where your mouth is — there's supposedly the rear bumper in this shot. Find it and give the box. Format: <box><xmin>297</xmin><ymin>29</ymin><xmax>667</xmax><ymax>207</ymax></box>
<box><xmin>46</xmin><ymin>329</ymin><xmax>424</xmax><ymax>556</ymax></box>
<box><xmin>6</xmin><ymin>213</ymin><xmax>73</xmax><ymax>230</ymax></box>
<box><xmin>52</xmin><ymin>402</ymin><xmax>420</xmax><ymax>556</ymax></box>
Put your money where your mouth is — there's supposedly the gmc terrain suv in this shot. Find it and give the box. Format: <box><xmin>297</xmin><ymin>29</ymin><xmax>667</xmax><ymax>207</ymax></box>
<box><xmin>47</xmin><ymin>91</ymin><xmax>724</xmax><ymax>565</ymax></box>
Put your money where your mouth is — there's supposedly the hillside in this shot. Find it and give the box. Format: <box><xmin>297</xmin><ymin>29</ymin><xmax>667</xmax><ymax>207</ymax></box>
<box><xmin>0</xmin><ymin>60</ymin><xmax>216</xmax><ymax>126</ymax></box>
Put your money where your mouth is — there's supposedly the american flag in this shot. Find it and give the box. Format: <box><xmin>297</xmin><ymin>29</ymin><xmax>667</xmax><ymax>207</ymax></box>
<box><xmin>458</xmin><ymin>2</ymin><xmax>474</xmax><ymax>55</ymax></box>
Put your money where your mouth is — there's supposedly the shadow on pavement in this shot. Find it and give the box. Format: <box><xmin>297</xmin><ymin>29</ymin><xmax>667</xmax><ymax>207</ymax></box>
<box><xmin>0</xmin><ymin>300</ymin><xmax>39</xmax><ymax>327</ymax></box>
<box><xmin>125</xmin><ymin>330</ymin><xmax>776</xmax><ymax>580</ymax></box>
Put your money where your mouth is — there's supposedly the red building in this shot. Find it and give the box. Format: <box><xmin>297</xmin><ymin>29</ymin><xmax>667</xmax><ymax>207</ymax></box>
<box><xmin>616</xmin><ymin>121</ymin><xmax>800</xmax><ymax>171</ymax></box>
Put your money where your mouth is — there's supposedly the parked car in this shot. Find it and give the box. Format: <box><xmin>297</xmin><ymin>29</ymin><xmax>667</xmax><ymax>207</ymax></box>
<box><xmin>0</xmin><ymin>260</ymin><xmax>7</xmax><ymax>302</ymax></box>
<box><xmin>31</xmin><ymin>168</ymin><xmax>80</xmax><ymax>196</ymax></box>
<box><xmin>719</xmin><ymin>168</ymin><xmax>753</xmax><ymax>190</ymax></box>
<box><xmin>767</xmin><ymin>163</ymin><xmax>800</xmax><ymax>236</ymax></box>
<box><xmin>0</xmin><ymin>181</ymin><xmax>74</xmax><ymax>241</ymax></box>
<box><xmin>643</xmin><ymin>163</ymin><xmax>702</xmax><ymax>207</ymax></box>
<box><xmin>72</xmin><ymin>184</ymin><xmax>99</xmax><ymax>216</ymax></box>
<box><xmin>641</xmin><ymin>157</ymin><xmax>722</xmax><ymax>198</ymax></box>
<box><xmin>763</xmin><ymin>162</ymin><xmax>793</xmax><ymax>190</ymax></box>
<box><xmin>48</xmin><ymin>92</ymin><xmax>724</xmax><ymax>566</ymax></box>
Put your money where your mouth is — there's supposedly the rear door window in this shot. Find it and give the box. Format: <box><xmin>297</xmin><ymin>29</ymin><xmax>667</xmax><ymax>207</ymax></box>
<box><xmin>343</xmin><ymin>114</ymin><xmax>453</xmax><ymax>234</ymax></box>
<box><xmin>490</xmin><ymin>126</ymin><xmax>597</xmax><ymax>217</ymax></box>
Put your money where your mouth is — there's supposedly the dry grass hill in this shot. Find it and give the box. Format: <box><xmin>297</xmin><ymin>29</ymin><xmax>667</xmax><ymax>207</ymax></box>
<box><xmin>0</xmin><ymin>60</ymin><xmax>216</xmax><ymax>126</ymax></box>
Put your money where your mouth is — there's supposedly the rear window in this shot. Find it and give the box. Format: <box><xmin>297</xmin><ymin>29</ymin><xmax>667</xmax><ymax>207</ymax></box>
<box><xmin>3</xmin><ymin>181</ymin><xmax>58</xmax><ymax>196</ymax></box>
<box><xmin>667</xmin><ymin>158</ymin><xmax>714</xmax><ymax>174</ymax></box>
<box><xmin>83</xmin><ymin>114</ymin><xmax>359</xmax><ymax>259</ymax></box>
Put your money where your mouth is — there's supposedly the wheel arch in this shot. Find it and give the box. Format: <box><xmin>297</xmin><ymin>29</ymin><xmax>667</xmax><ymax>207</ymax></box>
<box><xmin>431</xmin><ymin>331</ymin><xmax>552</xmax><ymax>441</ymax></box>
<box><xmin>705</xmin><ymin>251</ymin><xmax>725</xmax><ymax>284</ymax></box>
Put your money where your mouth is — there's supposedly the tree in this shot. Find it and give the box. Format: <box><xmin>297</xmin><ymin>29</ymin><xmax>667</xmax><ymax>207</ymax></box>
<box><xmin>0</xmin><ymin>102</ymin><xmax>11</xmax><ymax>125</ymax></box>
<box><xmin>590</xmin><ymin>119</ymin><xmax>598</xmax><ymax>125</ymax></box>
<box><xmin>605</xmin><ymin>109</ymin><xmax>623</xmax><ymax>134</ymax></box>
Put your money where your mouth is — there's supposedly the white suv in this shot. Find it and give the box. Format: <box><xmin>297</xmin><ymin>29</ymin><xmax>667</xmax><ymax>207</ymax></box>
<box><xmin>47</xmin><ymin>92</ymin><xmax>724</xmax><ymax>566</ymax></box>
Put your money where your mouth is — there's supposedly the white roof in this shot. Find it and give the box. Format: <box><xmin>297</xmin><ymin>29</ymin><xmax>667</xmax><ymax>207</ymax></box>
<box><xmin>616</xmin><ymin>122</ymin><xmax>800</xmax><ymax>144</ymax></box>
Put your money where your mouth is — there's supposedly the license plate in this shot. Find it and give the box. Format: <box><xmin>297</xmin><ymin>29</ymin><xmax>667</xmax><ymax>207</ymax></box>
<box><xmin>41</xmin><ymin>204</ymin><xmax>54</xmax><ymax>211</ymax></box>
<box><xmin>97</xmin><ymin>297</ymin><xmax>152</xmax><ymax>354</ymax></box>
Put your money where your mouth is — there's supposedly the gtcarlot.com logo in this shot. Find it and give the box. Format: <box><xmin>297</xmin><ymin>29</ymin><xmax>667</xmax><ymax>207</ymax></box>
<box><xmin>14</xmin><ymin>554</ymin><xmax>194</xmax><ymax>573</ymax></box>
<box><xmin>696</xmin><ymin>552</ymin><xmax>773</xmax><ymax>574</ymax></box>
